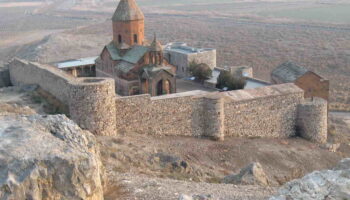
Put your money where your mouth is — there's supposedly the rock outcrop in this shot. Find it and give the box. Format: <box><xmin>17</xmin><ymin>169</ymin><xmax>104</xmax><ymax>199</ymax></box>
<box><xmin>222</xmin><ymin>162</ymin><xmax>269</xmax><ymax>186</ymax></box>
<box><xmin>269</xmin><ymin>158</ymin><xmax>350</xmax><ymax>200</ymax></box>
<box><xmin>0</xmin><ymin>114</ymin><xmax>104</xmax><ymax>200</ymax></box>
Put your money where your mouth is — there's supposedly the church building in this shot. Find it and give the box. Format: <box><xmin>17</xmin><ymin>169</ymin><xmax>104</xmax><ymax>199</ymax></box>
<box><xmin>95</xmin><ymin>0</ymin><xmax>176</xmax><ymax>96</ymax></box>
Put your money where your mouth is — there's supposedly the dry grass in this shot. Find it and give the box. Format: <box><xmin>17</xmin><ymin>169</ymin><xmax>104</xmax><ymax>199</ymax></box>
<box><xmin>104</xmin><ymin>183</ymin><xmax>130</xmax><ymax>200</ymax></box>
<box><xmin>274</xmin><ymin>167</ymin><xmax>304</xmax><ymax>186</ymax></box>
<box><xmin>0</xmin><ymin>103</ymin><xmax>36</xmax><ymax>115</ymax></box>
<box><xmin>328</xmin><ymin>125</ymin><xmax>337</xmax><ymax>136</ymax></box>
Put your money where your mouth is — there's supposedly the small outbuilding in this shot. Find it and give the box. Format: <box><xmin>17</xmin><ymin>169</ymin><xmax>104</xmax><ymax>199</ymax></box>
<box><xmin>271</xmin><ymin>61</ymin><xmax>329</xmax><ymax>101</ymax></box>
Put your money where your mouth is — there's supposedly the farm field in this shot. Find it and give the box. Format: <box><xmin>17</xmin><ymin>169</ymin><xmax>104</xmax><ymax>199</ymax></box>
<box><xmin>258</xmin><ymin>4</ymin><xmax>350</xmax><ymax>24</ymax></box>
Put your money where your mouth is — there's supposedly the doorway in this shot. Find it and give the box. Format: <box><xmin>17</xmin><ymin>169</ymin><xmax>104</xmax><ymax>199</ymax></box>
<box><xmin>157</xmin><ymin>80</ymin><xmax>163</xmax><ymax>96</ymax></box>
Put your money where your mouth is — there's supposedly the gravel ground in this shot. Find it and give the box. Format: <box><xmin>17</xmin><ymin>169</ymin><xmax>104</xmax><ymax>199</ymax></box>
<box><xmin>106</xmin><ymin>173</ymin><xmax>276</xmax><ymax>200</ymax></box>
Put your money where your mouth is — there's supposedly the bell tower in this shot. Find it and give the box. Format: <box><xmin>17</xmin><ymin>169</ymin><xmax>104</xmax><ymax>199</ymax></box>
<box><xmin>112</xmin><ymin>0</ymin><xmax>144</xmax><ymax>47</ymax></box>
<box><xmin>149</xmin><ymin>34</ymin><xmax>163</xmax><ymax>65</ymax></box>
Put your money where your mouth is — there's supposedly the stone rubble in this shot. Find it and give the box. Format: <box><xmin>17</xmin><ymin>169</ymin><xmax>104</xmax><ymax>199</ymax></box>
<box><xmin>222</xmin><ymin>162</ymin><xmax>269</xmax><ymax>186</ymax></box>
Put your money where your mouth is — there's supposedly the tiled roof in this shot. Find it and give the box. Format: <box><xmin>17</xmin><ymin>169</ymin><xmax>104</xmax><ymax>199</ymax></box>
<box><xmin>105</xmin><ymin>42</ymin><xmax>149</xmax><ymax>64</ymax></box>
<box><xmin>122</xmin><ymin>45</ymin><xmax>149</xmax><ymax>64</ymax></box>
<box><xmin>106</xmin><ymin>42</ymin><xmax>122</xmax><ymax>60</ymax></box>
<box><xmin>115</xmin><ymin>61</ymin><xmax>135</xmax><ymax>73</ymax></box>
<box><xmin>272</xmin><ymin>61</ymin><xmax>309</xmax><ymax>83</ymax></box>
<box><xmin>112</xmin><ymin>0</ymin><xmax>144</xmax><ymax>21</ymax></box>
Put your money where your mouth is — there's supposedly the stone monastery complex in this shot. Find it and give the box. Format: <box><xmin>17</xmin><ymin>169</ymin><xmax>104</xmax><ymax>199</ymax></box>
<box><xmin>0</xmin><ymin>0</ymin><xmax>330</xmax><ymax>144</ymax></box>
<box><xmin>96</xmin><ymin>0</ymin><xmax>177</xmax><ymax>96</ymax></box>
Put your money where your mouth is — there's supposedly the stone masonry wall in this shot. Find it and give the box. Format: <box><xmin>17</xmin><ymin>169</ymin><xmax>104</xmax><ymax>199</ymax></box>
<box><xmin>8</xmin><ymin>58</ymin><xmax>117</xmax><ymax>136</ymax></box>
<box><xmin>115</xmin><ymin>91</ymin><xmax>207</xmax><ymax>136</ymax></box>
<box><xmin>69</xmin><ymin>78</ymin><xmax>116</xmax><ymax>136</ymax></box>
<box><xmin>297</xmin><ymin>98</ymin><xmax>328</xmax><ymax>144</ymax></box>
<box><xmin>9</xmin><ymin>59</ymin><xmax>71</xmax><ymax>104</ymax></box>
<box><xmin>7</xmin><ymin>58</ymin><xmax>327</xmax><ymax>142</ymax></box>
<box><xmin>187</xmin><ymin>50</ymin><xmax>216</xmax><ymax>70</ymax></box>
<box><xmin>224</xmin><ymin>92</ymin><xmax>303</xmax><ymax>138</ymax></box>
<box><xmin>202</xmin><ymin>96</ymin><xmax>225</xmax><ymax>140</ymax></box>
<box><xmin>166</xmin><ymin>49</ymin><xmax>216</xmax><ymax>77</ymax></box>
<box><xmin>222</xmin><ymin>84</ymin><xmax>304</xmax><ymax>138</ymax></box>
<box><xmin>115</xmin><ymin>83</ymin><xmax>307</xmax><ymax>139</ymax></box>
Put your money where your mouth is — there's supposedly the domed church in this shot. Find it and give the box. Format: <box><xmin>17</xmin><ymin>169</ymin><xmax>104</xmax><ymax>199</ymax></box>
<box><xmin>95</xmin><ymin>0</ymin><xmax>176</xmax><ymax>96</ymax></box>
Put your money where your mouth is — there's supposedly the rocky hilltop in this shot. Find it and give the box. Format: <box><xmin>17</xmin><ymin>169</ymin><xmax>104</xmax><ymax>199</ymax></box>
<box><xmin>0</xmin><ymin>87</ymin><xmax>349</xmax><ymax>199</ymax></box>
<box><xmin>270</xmin><ymin>158</ymin><xmax>350</xmax><ymax>200</ymax></box>
<box><xmin>0</xmin><ymin>114</ymin><xmax>104</xmax><ymax>200</ymax></box>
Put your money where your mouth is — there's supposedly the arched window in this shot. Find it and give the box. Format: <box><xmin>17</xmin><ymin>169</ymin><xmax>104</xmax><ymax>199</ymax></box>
<box><xmin>118</xmin><ymin>35</ymin><xmax>122</xmax><ymax>43</ymax></box>
<box><xmin>134</xmin><ymin>34</ymin><xmax>138</xmax><ymax>43</ymax></box>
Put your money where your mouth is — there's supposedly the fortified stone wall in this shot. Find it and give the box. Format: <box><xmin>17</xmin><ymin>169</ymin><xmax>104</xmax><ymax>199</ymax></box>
<box><xmin>115</xmin><ymin>91</ymin><xmax>207</xmax><ymax>136</ymax></box>
<box><xmin>6</xmin><ymin>58</ymin><xmax>327</xmax><ymax>142</ymax></box>
<box><xmin>7</xmin><ymin>58</ymin><xmax>116</xmax><ymax>136</ymax></box>
<box><xmin>224</xmin><ymin>88</ymin><xmax>303</xmax><ymax>138</ymax></box>
<box><xmin>69</xmin><ymin>78</ymin><xmax>116</xmax><ymax>136</ymax></box>
<box><xmin>297</xmin><ymin>98</ymin><xmax>328</xmax><ymax>144</ymax></box>
<box><xmin>202</xmin><ymin>96</ymin><xmax>225</xmax><ymax>140</ymax></box>
<box><xmin>115</xmin><ymin>83</ymin><xmax>308</xmax><ymax>140</ymax></box>
<box><xmin>9</xmin><ymin>59</ymin><xmax>72</xmax><ymax>104</ymax></box>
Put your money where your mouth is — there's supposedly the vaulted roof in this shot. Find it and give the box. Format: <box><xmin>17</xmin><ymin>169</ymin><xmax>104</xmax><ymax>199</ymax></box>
<box><xmin>112</xmin><ymin>0</ymin><xmax>144</xmax><ymax>21</ymax></box>
<box><xmin>272</xmin><ymin>61</ymin><xmax>309</xmax><ymax>83</ymax></box>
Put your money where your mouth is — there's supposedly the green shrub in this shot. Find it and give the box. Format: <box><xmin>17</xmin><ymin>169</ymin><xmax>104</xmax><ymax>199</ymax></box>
<box><xmin>216</xmin><ymin>70</ymin><xmax>246</xmax><ymax>91</ymax></box>
<box><xmin>189</xmin><ymin>61</ymin><xmax>212</xmax><ymax>82</ymax></box>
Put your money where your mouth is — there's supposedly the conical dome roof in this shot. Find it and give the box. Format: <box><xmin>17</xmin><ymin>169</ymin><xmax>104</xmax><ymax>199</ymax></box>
<box><xmin>112</xmin><ymin>0</ymin><xmax>144</xmax><ymax>21</ymax></box>
<box><xmin>150</xmin><ymin>34</ymin><xmax>162</xmax><ymax>51</ymax></box>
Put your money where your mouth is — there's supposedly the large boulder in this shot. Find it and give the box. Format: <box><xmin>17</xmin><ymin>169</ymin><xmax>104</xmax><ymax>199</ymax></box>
<box><xmin>0</xmin><ymin>114</ymin><xmax>104</xmax><ymax>200</ymax></box>
<box><xmin>222</xmin><ymin>162</ymin><xmax>269</xmax><ymax>186</ymax></box>
<box><xmin>269</xmin><ymin>158</ymin><xmax>350</xmax><ymax>200</ymax></box>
